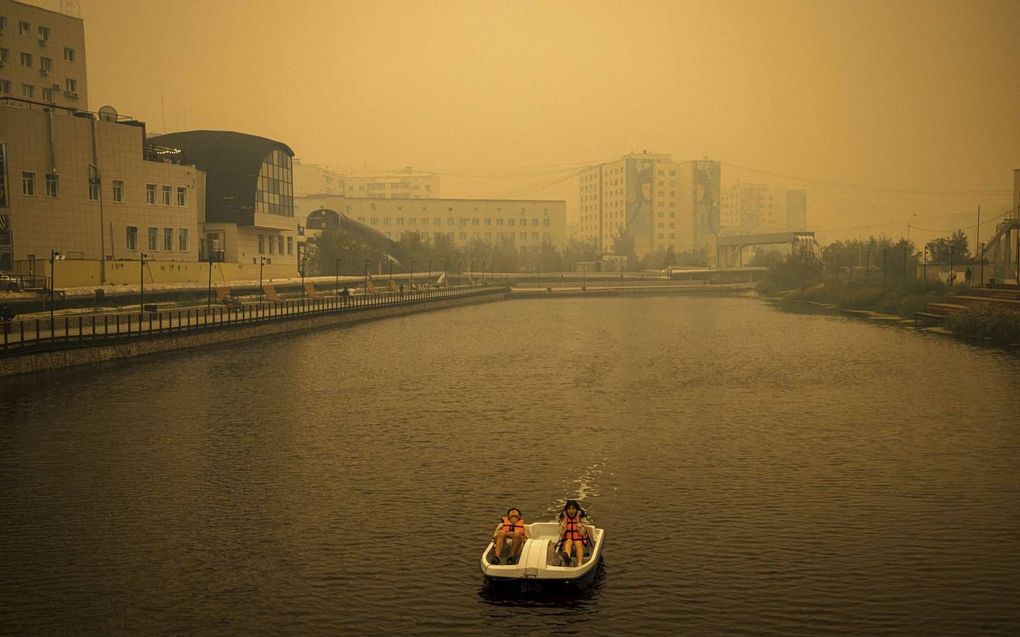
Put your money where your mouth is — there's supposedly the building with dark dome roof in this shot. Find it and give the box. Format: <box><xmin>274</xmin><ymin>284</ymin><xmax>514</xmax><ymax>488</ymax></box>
<box><xmin>148</xmin><ymin>130</ymin><xmax>298</xmax><ymax>275</ymax></box>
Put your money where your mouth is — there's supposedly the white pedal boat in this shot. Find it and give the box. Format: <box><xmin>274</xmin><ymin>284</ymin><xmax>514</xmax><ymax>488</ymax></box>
<box><xmin>480</xmin><ymin>521</ymin><xmax>605</xmax><ymax>583</ymax></box>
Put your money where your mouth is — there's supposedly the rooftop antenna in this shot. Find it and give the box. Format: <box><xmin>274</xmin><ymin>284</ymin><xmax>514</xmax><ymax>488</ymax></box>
<box><xmin>60</xmin><ymin>0</ymin><xmax>81</xmax><ymax>17</ymax></box>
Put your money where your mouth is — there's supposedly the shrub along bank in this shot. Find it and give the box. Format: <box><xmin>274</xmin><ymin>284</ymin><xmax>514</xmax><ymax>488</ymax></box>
<box><xmin>945</xmin><ymin>302</ymin><xmax>1020</xmax><ymax>346</ymax></box>
<box><xmin>780</xmin><ymin>279</ymin><xmax>951</xmax><ymax>318</ymax></box>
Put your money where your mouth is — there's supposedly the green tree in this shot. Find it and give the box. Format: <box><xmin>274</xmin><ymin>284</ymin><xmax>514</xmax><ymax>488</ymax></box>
<box><xmin>762</xmin><ymin>245</ymin><xmax>823</xmax><ymax>290</ymax></box>
<box><xmin>926</xmin><ymin>230</ymin><xmax>970</xmax><ymax>265</ymax></box>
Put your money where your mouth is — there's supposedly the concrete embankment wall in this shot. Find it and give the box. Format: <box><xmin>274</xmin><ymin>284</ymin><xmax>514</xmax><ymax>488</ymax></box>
<box><xmin>0</xmin><ymin>289</ymin><xmax>507</xmax><ymax>378</ymax></box>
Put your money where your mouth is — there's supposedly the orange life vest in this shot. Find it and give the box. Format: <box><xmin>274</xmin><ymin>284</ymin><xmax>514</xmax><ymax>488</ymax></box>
<box><xmin>561</xmin><ymin>514</ymin><xmax>585</xmax><ymax>541</ymax></box>
<box><xmin>501</xmin><ymin>516</ymin><xmax>525</xmax><ymax>535</ymax></box>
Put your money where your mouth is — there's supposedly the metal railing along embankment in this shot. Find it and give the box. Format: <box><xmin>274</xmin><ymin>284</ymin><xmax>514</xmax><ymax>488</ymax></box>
<box><xmin>0</xmin><ymin>285</ymin><xmax>503</xmax><ymax>358</ymax></box>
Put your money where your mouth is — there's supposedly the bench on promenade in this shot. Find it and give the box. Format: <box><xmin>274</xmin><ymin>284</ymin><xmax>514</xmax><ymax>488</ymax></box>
<box><xmin>303</xmin><ymin>282</ymin><xmax>322</xmax><ymax>299</ymax></box>
<box><xmin>263</xmin><ymin>285</ymin><xmax>284</xmax><ymax>303</ymax></box>
<box><xmin>215</xmin><ymin>286</ymin><xmax>243</xmax><ymax>310</ymax></box>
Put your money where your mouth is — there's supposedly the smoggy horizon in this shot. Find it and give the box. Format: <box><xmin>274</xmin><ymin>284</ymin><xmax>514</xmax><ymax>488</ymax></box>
<box><xmin>59</xmin><ymin>0</ymin><xmax>1020</xmax><ymax>247</ymax></box>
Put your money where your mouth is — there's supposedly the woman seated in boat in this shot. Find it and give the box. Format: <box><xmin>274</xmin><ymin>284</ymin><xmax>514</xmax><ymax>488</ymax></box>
<box><xmin>558</xmin><ymin>500</ymin><xmax>591</xmax><ymax>566</ymax></box>
<box><xmin>490</xmin><ymin>508</ymin><xmax>528</xmax><ymax>565</ymax></box>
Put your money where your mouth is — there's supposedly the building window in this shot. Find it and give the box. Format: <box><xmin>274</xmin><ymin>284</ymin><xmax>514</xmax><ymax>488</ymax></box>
<box><xmin>147</xmin><ymin>227</ymin><xmax>158</xmax><ymax>250</ymax></box>
<box><xmin>112</xmin><ymin>180</ymin><xmax>124</xmax><ymax>202</ymax></box>
<box><xmin>268</xmin><ymin>235</ymin><xmax>274</xmax><ymax>254</ymax></box>
<box><xmin>41</xmin><ymin>87</ymin><xmax>53</xmax><ymax>102</ymax></box>
<box><xmin>19</xmin><ymin>21</ymin><xmax>30</xmax><ymax>36</ymax></box>
<box><xmin>0</xmin><ymin>18</ymin><xmax>5</xmax><ymax>33</ymax></box>
<box><xmin>20</xmin><ymin>52</ymin><xmax>32</xmax><ymax>67</ymax></box>
<box><xmin>63</xmin><ymin>47</ymin><xmax>75</xmax><ymax>62</ymax></box>
<box><xmin>40</xmin><ymin>57</ymin><xmax>51</xmax><ymax>73</ymax></box>
<box><xmin>277</xmin><ymin>236</ymin><xmax>284</xmax><ymax>254</ymax></box>
<box><xmin>45</xmin><ymin>173</ymin><xmax>58</xmax><ymax>197</ymax></box>
<box><xmin>21</xmin><ymin>171</ymin><xmax>35</xmax><ymax>196</ymax></box>
<box><xmin>38</xmin><ymin>26</ymin><xmax>50</xmax><ymax>41</ymax></box>
<box><xmin>146</xmin><ymin>184</ymin><xmax>156</xmax><ymax>204</ymax></box>
<box><xmin>286</xmin><ymin>236</ymin><xmax>293</xmax><ymax>255</ymax></box>
<box><xmin>258</xmin><ymin>234</ymin><xmax>265</xmax><ymax>254</ymax></box>
<box><xmin>0</xmin><ymin>49</ymin><xmax>8</xmax><ymax>65</ymax></box>
<box><xmin>178</xmin><ymin>229</ymin><xmax>188</xmax><ymax>251</ymax></box>
<box><xmin>162</xmin><ymin>228</ymin><xmax>172</xmax><ymax>251</ymax></box>
<box><xmin>161</xmin><ymin>185</ymin><xmax>171</xmax><ymax>205</ymax></box>
<box><xmin>176</xmin><ymin>187</ymin><xmax>186</xmax><ymax>206</ymax></box>
<box><xmin>126</xmin><ymin>226</ymin><xmax>138</xmax><ymax>251</ymax></box>
<box><xmin>88</xmin><ymin>178</ymin><xmax>99</xmax><ymax>201</ymax></box>
<box><xmin>65</xmin><ymin>78</ymin><xmax>76</xmax><ymax>93</ymax></box>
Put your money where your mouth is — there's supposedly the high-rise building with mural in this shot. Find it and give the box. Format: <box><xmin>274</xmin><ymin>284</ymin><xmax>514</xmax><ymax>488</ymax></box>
<box><xmin>577</xmin><ymin>152</ymin><xmax>721</xmax><ymax>259</ymax></box>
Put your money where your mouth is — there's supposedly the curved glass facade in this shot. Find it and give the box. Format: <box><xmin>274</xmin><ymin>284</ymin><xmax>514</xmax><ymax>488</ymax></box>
<box><xmin>256</xmin><ymin>149</ymin><xmax>294</xmax><ymax>217</ymax></box>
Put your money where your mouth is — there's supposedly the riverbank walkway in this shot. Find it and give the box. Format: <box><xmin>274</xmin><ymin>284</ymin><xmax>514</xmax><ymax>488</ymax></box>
<box><xmin>0</xmin><ymin>284</ymin><xmax>499</xmax><ymax>357</ymax></box>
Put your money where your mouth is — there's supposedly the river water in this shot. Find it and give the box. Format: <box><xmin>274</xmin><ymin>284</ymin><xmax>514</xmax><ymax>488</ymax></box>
<box><xmin>1</xmin><ymin>296</ymin><xmax>1018</xmax><ymax>635</ymax></box>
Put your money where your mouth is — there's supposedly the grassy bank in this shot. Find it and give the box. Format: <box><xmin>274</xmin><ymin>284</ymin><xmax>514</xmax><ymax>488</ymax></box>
<box><xmin>945</xmin><ymin>303</ymin><xmax>1020</xmax><ymax>346</ymax></box>
<box><xmin>766</xmin><ymin>278</ymin><xmax>951</xmax><ymax>318</ymax></box>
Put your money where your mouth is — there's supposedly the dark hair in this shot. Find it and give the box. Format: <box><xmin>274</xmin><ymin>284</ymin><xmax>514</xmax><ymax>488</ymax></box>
<box><xmin>560</xmin><ymin>500</ymin><xmax>586</xmax><ymax>519</ymax></box>
<box><xmin>506</xmin><ymin>507</ymin><xmax>522</xmax><ymax>518</ymax></box>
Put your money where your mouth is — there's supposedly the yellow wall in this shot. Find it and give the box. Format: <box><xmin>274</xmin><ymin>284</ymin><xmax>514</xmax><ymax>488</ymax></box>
<box><xmin>32</xmin><ymin>259</ymin><xmax>297</xmax><ymax>288</ymax></box>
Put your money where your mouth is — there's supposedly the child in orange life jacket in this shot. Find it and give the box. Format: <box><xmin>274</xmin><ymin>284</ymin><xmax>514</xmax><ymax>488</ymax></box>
<box><xmin>558</xmin><ymin>500</ymin><xmax>590</xmax><ymax>566</ymax></box>
<box><xmin>490</xmin><ymin>508</ymin><xmax>528</xmax><ymax>565</ymax></box>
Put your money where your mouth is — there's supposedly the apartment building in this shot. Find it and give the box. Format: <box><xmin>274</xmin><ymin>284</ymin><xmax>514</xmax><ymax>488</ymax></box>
<box><xmin>295</xmin><ymin>195</ymin><xmax>567</xmax><ymax>252</ymax></box>
<box><xmin>0</xmin><ymin>98</ymin><xmax>203</xmax><ymax>277</ymax></box>
<box><xmin>720</xmin><ymin>184</ymin><xmax>808</xmax><ymax>234</ymax></box>
<box><xmin>578</xmin><ymin>152</ymin><xmax>721</xmax><ymax>257</ymax></box>
<box><xmin>0</xmin><ymin>0</ymin><xmax>88</xmax><ymax>110</ymax></box>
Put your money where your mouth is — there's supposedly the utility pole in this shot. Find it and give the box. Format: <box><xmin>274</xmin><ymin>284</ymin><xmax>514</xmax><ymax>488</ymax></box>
<box><xmin>975</xmin><ymin>204</ymin><xmax>981</xmax><ymax>287</ymax></box>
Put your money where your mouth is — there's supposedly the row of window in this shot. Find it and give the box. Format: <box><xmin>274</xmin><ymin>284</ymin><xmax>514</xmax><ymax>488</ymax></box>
<box><xmin>125</xmin><ymin>227</ymin><xmax>189</xmax><ymax>252</ymax></box>
<box><xmin>19</xmin><ymin>172</ymin><xmax>187</xmax><ymax>206</ymax></box>
<box><xmin>0</xmin><ymin>17</ymin><xmax>76</xmax><ymax>56</ymax></box>
<box><xmin>382</xmin><ymin>231</ymin><xmax>553</xmax><ymax>243</ymax></box>
<box><xmin>0</xmin><ymin>77</ymin><xmax>76</xmax><ymax>99</ymax></box>
<box><xmin>356</xmin><ymin>216</ymin><xmax>553</xmax><ymax>227</ymax></box>
<box><xmin>257</xmin><ymin>234</ymin><xmax>294</xmax><ymax>256</ymax></box>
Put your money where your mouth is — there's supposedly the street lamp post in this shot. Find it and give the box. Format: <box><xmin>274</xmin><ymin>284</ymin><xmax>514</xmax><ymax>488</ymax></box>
<box><xmin>259</xmin><ymin>256</ymin><xmax>266</xmax><ymax>305</ymax></box>
<box><xmin>410</xmin><ymin>260</ymin><xmax>414</xmax><ymax>287</ymax></box>
<box><xmin>582</xmin><ymin>262</ymin><xmax>587</xmax><ymax>291</ymax></box>
<box><xmin>49</xmin><ymin>250</ymin><xmax>61</xmax><ymax>341</ymax></box>
<box><xmin>923</xmin><ymin>247</ymin><xmax>928</xmax><ymax>281</ymax></box>
<box><xmin>389</xmin><ymin>260</ymin><xmax>393</xmax><ymax>285</ymax></box>
<box><xmin>949</xmin><ymin>246</ymin><xmax>954</xmax><ymax>284</ymax></box>
<box><xmin>299</xmin><ymin>254</ymin><xmax>306</xmax><ymax>304</ymax></box>
<box><xmin>865</xmin><ymin>250</ymin><xmax>870</xmax><ymax>281</ymax></box>
<box><xmin>335</xmin><ymin>257</ymin><xmax>341</xmax><ymax>300</ymax></box>
<box><xmin>140</xmin><ymin>252</ymin><xmax>148</xmax><ymax>312</ymax></box>
<box><xmin>457</xmin><ymin>260</ymin><xmax>462</xmax><ymax>287</ymax></box>
<box><xmin>427</xmin><ymin>260</ymin><xmax>432</xmax><ymax>287</ymax></box>
<box><xmin>207</xmin><ymin>252</ymin><xmax>214</xmax><ymax>308</ymax></box>
<box><xmin>364</xmin><ymin>259</ymin><xmax>370</xmax><ymax>293</ymax></box>
<box><xmin>979</xmin><ymin>242</ymin><xmax>985</xmax><ymax>287</ymax></box>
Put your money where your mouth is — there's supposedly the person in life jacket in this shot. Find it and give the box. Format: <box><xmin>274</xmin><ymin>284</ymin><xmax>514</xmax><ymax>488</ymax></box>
<box><xmin>490</xmin><ymin>508</ymin><xmax>528</xmax><ymax>565</ymax></box>
<box><xmin>558</xmin><ymin>500</ymin><xmax>591</xmax><ymax>566</ymax></box>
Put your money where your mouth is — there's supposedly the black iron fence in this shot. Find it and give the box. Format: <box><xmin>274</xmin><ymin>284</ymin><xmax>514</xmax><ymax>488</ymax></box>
<box><xmin>1</xmin><ymin>285</ymin><xmax>504</xmax><ymax>357</ymax></box>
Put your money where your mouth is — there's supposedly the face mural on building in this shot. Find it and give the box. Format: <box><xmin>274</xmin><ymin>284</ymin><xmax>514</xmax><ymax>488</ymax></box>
<box><xmin>626</xmin><ymin>159</ymin><xmax>654</xmax><ymax>250</ymax></box>
<box><xmin>693</xmin><ymin>161</ymin><xmax>721</xmax><ymax>248</ymax></box>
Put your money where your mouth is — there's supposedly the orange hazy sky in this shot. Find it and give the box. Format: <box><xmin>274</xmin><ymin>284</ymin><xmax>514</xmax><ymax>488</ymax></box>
<box><xmin>55</xmin><ymin>0</ymin><xmax>1020</xmax><ymax>243</ymax></box>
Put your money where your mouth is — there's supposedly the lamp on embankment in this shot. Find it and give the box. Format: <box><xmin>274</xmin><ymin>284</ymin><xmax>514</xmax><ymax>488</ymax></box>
<box><xmin>49</xmin><ymin>250</ymin><xmax>62</xmax><ymax>341</ymax></box>
<box><xmin>259</xmin><ymin>256</ymin><xmax>266</xmax><ymax>305</ymax></box>
<box><xmin>140</xmin><ymin>252</ymin><xmax>148</xmax><ymax>312</ymax></box>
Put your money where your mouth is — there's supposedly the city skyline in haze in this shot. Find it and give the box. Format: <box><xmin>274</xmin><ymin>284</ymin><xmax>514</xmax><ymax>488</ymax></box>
<box><xmin>50</xmin><ymin>0</ymin><xmax>1020</xmax><ymax>246</ymax></box>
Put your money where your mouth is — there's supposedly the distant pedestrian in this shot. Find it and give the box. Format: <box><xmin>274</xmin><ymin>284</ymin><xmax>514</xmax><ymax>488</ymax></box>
<box><xmin>399</xmin><ymin>283</ymin><xmax>405</xmax><ymax>299</ymax></box>
<box><xmin>341</xmin><ymin>286</ymin><xmax>351</xmax><ymax>307</ymax></box>
<box><xmin>965</xmin><ymin>267</ymin><xmax>973</xmax><ymax>286</ymax></box>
